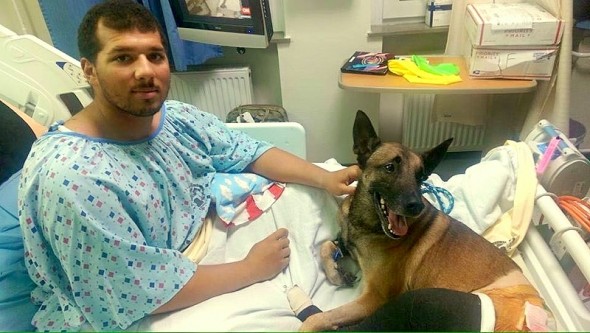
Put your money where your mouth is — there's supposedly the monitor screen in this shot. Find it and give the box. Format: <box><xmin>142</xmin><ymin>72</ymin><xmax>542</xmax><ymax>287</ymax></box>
<box><xmin>169</xmin><ymin>0</ymin><xmax>273</xmax><ymax>48</ymax></box>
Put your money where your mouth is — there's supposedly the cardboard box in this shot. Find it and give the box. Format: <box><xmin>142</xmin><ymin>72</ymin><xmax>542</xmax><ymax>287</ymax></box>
<box><xmin>425</xmin><ymin>0</ymin><xmax>452</xmax><ymax>27</ymax></box>
<box><xmin>465</xmin><ymin>3</ymin><xmax>563</xmax><ymax>46</ymax></box>
<box><xmin>465</xmin><ymin>44</ymin><xmax>558</xmax><ymax>80</ymax></box>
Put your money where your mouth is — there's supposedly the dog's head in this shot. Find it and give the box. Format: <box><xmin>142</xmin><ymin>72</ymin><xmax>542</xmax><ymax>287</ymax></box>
<box><xmin>351</xmin><ymin>110</ymin><xmax>453</xmax><ymax>240</ymax></box>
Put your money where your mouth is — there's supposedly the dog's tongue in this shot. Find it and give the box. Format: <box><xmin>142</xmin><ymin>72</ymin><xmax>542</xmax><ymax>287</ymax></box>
<box><xmin>388</xmin><ymin>211</ymin><xmax>408</xmax><ymax>236</ymax></box>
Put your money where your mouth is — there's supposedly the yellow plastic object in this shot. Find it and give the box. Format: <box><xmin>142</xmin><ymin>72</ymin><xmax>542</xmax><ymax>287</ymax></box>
<box><xmin>411</xmin><ymin>55</ymin><xmax>460</xmax><ymax>76</ymax></box>
<box><xmin>388</xmin><ymin>57</ymin><xmax>462</xmax><ymax>85</ymax></box>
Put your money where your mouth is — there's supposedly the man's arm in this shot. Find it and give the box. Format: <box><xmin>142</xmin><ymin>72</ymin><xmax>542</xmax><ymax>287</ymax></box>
<box><xmin>153</xmin><ymin>228</ymin><xmax>290</xmax><ymax>314</ymax></box>
<box><xmin>245</xmin><ymin>148</ymin><xmax>360</xmax><ymax>196</ymax></box>
<box><xmin>155</xmin><ymin>149</ymin><xmax>360</xmax><ymax>314</ymax></box>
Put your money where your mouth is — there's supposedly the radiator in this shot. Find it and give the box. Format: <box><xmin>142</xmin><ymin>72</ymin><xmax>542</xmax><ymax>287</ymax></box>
<box><xmin>402</xmin><ymin>94</ymin><xmax>486</xmax><ymax>152</ymax></box>
<box><xmin>168</xmin><ymin>66</ymin><xmax>253</xmax><ymax>121</ymax></box>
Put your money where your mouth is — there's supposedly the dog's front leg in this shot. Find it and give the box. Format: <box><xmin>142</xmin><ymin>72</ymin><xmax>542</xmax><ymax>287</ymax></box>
<box><xmin>320</xmin><ymin>240</ymin><xmax>346</xmax><ymax>286</ymax></box>
<box><xmin>299</xmin><ymin>291</ymin><xmax>382</xmax><ymax>332</ymax></box>
<box><xmin>320</xmin><ymin>240</ymin><xmax>357</xmax><ymax>286</ymax></box>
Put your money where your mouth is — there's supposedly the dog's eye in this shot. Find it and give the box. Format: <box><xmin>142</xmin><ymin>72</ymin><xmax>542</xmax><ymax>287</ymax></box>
<box><xmin>384</xmin><ymin>157</ymin><xmax>401</xmax><ymax>173</ymax></box>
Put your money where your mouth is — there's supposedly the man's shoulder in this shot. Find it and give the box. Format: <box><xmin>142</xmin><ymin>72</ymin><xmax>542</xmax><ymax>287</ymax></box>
<box><xmin>31</xmin><ymin>131</ymin><xmax>79</xmax><ymax>152</ymax></box>
<box><xmin>165</xmin><ymin>100</ymin><xmax>197</xmax><ymax>113</ymax></box>
<box><xmin>23</xmin><ymin>134</ymin><xmax>92</xmax><ymax>173</ymax></box>
<box><xmin>165</xmin><ymin>100</ymin><xmax>213</xmax><ymax>117</ymax></box>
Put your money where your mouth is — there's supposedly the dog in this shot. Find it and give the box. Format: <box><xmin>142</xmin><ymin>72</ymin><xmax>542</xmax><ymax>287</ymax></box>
<box><xmin>300</xmin><ymin>110</ymin><xmax>550</xmax><ymax>331</ymax></box>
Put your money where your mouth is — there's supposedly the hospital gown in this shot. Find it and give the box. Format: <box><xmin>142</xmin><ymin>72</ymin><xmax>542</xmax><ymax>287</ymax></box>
<box><xmin>18</xmin><ymin>100</ymin><xmax>272</xmax><ymax>331</ymax></box>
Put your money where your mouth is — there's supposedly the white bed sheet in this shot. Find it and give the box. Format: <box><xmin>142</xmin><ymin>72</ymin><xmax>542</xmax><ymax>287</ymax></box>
<box><xmin>132</xmin><ymin>183</ymin><xmax>361</xmax><ymax>331</ymax></box>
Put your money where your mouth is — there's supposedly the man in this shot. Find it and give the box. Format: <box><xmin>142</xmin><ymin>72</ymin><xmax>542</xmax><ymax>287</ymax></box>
<box><xmin>18</xmin><ymin>0</ymin><xmax>359</xmax><ymax>331</ymax></box>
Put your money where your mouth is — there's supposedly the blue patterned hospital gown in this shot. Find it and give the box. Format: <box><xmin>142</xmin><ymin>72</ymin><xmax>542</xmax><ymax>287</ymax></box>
<box><xmin>18</xmin><ymin>100</ymin><xmax>272</xmax><ymax>331</ymax></box>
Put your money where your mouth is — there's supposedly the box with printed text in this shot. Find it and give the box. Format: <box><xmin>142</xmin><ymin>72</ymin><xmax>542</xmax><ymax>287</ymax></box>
<box><xmin>464</xmin><ymin>44</ymin><xmax>558</xmax><ymax>80</ymax></box>
<box><xmin>465</xmin><ymin>2</ymin><xmax>563</xmax><ymax>46</ymax></box>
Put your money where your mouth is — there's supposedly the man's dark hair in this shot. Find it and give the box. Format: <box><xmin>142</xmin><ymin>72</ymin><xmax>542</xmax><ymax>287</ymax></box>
<box><xmin>77</xmin><ymin>0</ymin><xmax>168</xmax><ymax>63</ymax></box>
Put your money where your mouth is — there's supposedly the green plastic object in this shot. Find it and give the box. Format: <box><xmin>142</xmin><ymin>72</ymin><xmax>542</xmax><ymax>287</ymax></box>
<box><xmin>412</xmin><ymin>55</ymin><xmax>460</xmax><ymax>76</ymax></box>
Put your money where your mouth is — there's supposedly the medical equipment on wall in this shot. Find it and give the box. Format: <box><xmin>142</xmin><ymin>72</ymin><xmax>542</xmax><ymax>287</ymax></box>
<box><xmin>525</xmin><ymin>119</ymin><xmax>590</xmax><ymax>198</ymax></box>
<box><xmin>0</xmin><ymin>25</ymin><xmax>92</xmax><ymax>126</ymax></box>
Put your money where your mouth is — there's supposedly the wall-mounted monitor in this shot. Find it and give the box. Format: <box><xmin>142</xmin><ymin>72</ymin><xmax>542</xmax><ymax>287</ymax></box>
<box><xmin>169</xmin><ymin>0</ymin><xmax>273</xmax><ymax>49</ymax></box>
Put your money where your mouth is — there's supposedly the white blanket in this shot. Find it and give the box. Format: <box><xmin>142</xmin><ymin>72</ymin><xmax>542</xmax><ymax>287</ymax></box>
<box><xmin>132</xmin><ymin>183</ymin><xmax>361</xmax><ymax>332</ymax></box>
<box><xmin>424</xmin><ymin>142</ymin><xmax>531</xmax><ymax>236</ymax></box>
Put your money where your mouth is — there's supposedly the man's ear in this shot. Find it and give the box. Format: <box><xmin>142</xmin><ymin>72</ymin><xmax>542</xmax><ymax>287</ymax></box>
<box><xmin>81</xmin><ymin>58</ymin><xmax>96</xmax><ymax>85</ymax></box>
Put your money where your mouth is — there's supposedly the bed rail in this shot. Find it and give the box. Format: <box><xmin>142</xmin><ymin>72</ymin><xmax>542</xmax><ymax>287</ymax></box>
<box><xmin>519</xmin><ymin>184</ymin><xmax>590</xmax><ymax>331</ymax></box>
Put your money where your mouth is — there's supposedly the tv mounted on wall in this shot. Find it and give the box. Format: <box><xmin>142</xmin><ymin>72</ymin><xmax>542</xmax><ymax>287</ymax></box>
<box><xmin>169</xmin><ymin>0</ymin><xmax>273</xmax><ymax>48</ymax></box>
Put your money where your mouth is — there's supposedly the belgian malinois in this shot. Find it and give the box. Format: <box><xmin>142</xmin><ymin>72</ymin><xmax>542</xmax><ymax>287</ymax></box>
<box><xmin>301</xmin><ymin>110</ymin><xmax>550</xmax><ymax>331</ymax></box>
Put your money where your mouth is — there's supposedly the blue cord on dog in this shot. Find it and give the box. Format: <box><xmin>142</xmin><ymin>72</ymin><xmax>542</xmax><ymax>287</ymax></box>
<box><xmin>421</xmin><ymin>182</ymin><xmax>454</xmax><ymax>214</ymax></box>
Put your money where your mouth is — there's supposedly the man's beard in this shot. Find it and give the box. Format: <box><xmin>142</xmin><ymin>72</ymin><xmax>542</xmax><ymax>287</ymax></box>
<box><xmin>98</xmin><ymin>78</ymin><xmax>169</xmax><ymax>117</ymax></box>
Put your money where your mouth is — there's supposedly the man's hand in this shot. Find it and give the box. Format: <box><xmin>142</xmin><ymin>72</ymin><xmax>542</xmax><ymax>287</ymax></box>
<box><xmin>321</xmin><ymin>165</ymin><xmax>361</xmax><ymax>196</ymax></box>
<box><xmin>244</xmin><ymin>228</ymin><xmax>290</xmax><ymax>282</ymax></box>
<box><xmin>154</xmin><ymin>228</ymin><xmax>290</xmax><ymax>314</ymax></box>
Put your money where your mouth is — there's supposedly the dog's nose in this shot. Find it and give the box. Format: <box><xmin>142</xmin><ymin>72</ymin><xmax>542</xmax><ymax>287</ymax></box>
<box><xmin>405</xmin><ymin>199</ymin><xmax>424</xmax><ymax>216</ymax></box>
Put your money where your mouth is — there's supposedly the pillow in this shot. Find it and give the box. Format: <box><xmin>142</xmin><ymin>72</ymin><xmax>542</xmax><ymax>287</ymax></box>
<box><xmin>0</xmin><ymin>171</ymin><xmax>38</xmax><ymax>331</ymax></box>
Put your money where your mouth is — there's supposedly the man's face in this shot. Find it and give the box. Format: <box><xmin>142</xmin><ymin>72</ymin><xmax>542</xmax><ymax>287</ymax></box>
<box><xmin>83</xmin><ymin>22</ymin><xmax>171</xmax><ymax>118</ymax></box>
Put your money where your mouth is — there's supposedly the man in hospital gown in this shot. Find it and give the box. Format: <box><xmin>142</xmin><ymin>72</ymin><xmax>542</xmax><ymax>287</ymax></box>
<box><xmin>17</xmin><ymin>0</ymin><xmax>359</xmax><ymax>331</ymax></box>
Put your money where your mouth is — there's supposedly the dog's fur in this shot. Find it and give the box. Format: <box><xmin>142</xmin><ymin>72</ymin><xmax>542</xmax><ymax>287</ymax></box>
<box><xmin>300</xmin><ymin>110</ymin><xmax>546</xmax><ymax>331</ymax></box>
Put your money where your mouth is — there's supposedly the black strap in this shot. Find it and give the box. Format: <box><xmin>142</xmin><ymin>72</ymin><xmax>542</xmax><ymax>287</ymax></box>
<box><xmin>296</xmin><ymin>305</ymin><xmax>322</xmax><ymax>322</ymax></box>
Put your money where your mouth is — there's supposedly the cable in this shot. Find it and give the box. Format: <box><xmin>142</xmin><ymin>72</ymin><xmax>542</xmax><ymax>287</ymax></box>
<box><xmin>555</xmin><ymin>195</ymin><xmax>590</xmax><ymax>234</ymax></box>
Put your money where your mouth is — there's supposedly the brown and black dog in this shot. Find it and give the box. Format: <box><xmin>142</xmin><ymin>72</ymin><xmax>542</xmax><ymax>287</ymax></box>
<box><xmin>300</xmin><ymin>110</ymin><xmax>550</xmax><ymax>332</ymax></box>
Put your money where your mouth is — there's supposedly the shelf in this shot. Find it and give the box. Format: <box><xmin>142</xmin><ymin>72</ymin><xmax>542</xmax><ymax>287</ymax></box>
<box><xmin>368</xmin><ymin>23</ymin><xmax>449</xmax><ymax>37</ymax></box>
<box><xmin>339</xmin><ymin>56</ymin><xmax>537</xmax><ymax>95</ymax></box>
<box><xmin>270</xmin><ymin>31</ymin><xmax>290</xmax><ymax>44</ymax></box>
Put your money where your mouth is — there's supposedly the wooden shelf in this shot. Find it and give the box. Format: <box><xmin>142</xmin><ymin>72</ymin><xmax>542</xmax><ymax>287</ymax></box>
<box><xmin>339</xmin><ymin>56</ymin><xmax>537</xmax><ymax>95</ymax></box>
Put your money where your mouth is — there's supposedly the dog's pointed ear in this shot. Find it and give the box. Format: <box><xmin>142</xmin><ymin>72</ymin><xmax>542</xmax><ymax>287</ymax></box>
<box><xmin>421</xmin><ymin>138</ymin><xmax>453</xmax><ymax>175</ymax></box>
<box><xmin>353</xmin><ymin>110</ymin><xmax>381</xmax><ymax>168</ymax></box>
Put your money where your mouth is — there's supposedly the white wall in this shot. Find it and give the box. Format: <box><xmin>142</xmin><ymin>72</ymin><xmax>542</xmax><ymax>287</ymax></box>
<box><xmin>0</xmin><ymin>0</ymin><xmax>51</xmax><ymax>44</ymax></box>
<box><xmin>276</xmin><ymin>1</ymin><xmax>382</xmax><ymax>163</ymax></box>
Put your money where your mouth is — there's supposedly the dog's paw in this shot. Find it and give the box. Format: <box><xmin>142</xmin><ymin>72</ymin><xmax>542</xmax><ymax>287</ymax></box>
<box><xmin>336</xmin><ymin>264</ymin><xmax>358</xmax><ymax>286</ymax></box>
<box><xmin>319</xmin><ymin>241</ymin><xmax>349</xmax><ymax>286</ymax></box>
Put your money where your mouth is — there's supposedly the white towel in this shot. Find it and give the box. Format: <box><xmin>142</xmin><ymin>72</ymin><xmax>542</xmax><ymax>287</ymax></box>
<box><xmin>424</xmin><ymin>141</ymin><xmax>536</xmax><ymax>242</ymax></box>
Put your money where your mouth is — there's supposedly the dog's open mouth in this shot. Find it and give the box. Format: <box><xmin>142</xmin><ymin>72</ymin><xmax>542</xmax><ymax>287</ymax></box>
<box><xmin>374</xmin><ymin>192</ymin><xmax>408</xmax><ymax>239</ymax></box>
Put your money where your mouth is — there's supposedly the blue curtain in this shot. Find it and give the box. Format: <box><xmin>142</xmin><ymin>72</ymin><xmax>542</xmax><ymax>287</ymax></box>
<box><xmin>38</xmin><ymin>0</ymin><xmax>223</xmax><ymax>71</ymax></box>
<box><xmin>37</xmin><ymin>0</ymin><xmax>102</xmax><ymax>60</ymax></box>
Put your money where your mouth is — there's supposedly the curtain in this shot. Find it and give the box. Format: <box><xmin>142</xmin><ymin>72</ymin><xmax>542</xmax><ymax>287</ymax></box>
<box><xmin>38</xmin><ymin>0</ymin><xmax>223</xmax><ymax>71</ymax></box>
<box><xmin>37</xmin><ymin>0</ymin><xmax>103</xmax><ymax>60</ymax></box>
<box><xmin>444</xmin><ymin>0</ymin><xmax>572</xmax><ymax>138</ymax></box>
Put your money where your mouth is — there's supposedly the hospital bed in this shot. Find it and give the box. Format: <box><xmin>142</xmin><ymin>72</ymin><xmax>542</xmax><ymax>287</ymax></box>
<box><xmin>0</xmin><ymin>25</ymin><xmax>358</xmax><ymax>331</ymax></box>
<box><xmin>2</xmin><ymin>25</ymin><xmax>590</xmax><ymax>331</ymax></box>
